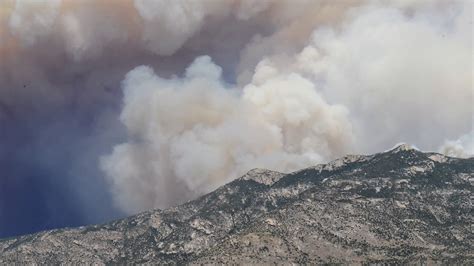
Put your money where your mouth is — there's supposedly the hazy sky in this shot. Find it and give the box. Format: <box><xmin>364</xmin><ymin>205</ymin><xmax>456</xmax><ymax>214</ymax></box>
<box><xmin>0</xmin><ymin>0</ymin><xmax>472</xmax><ymax>238</ymax></box>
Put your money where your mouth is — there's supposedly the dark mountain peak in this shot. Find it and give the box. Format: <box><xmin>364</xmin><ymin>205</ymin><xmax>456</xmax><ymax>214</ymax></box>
<box><xmin>1</xmin><ymin>148</ymin><xmax>472</xmax><ymax>264</ymax></box>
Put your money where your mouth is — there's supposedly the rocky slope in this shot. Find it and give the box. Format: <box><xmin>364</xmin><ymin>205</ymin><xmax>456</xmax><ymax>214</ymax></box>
<box><xmin>1</xmin><ymin>145</ymin><xmax>473</xmax><ymax>264</ymax></box>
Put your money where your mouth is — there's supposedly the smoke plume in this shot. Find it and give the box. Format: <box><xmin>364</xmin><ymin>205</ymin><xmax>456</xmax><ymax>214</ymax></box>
<box><xmin>0</xmin><ymin>0</ymin><xmax>472</xmax><ymax>218</ymax></box>
<box><xmin>439</xmin><ymin>131</ymin><xmax>474</xmax><ymax>158</ymax></box>
<box><xmin>100</xmin><ymin>56</ymin><xmax>353</xmax><ymax>212</ymax></box>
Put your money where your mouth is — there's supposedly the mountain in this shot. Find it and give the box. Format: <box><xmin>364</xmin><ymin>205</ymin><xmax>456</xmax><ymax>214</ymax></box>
<box><xmin>1</xmin><ymin>145</ymin><xmax>473</xmax><ymax>264</ymax></box>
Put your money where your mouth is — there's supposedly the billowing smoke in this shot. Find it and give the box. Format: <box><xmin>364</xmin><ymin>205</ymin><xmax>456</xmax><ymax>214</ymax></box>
<box><xmin>100</xmin><ymin>56</ymin><xmax>353</xmax><ymax>212</ymax></box>
<box><xmin>0</xmin><ymin>0</ymin><xmax>472</xmax><ymax>220</ymax></box>
<box><xmin>439</xmin><ymin>131</ymin><xmax>474</xmax><ymax>158</ymax></box>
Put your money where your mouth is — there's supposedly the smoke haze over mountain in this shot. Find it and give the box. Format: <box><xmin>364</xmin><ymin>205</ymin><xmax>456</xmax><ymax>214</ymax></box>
<box><xmin>0</xmin><ymin>0</ymin><xmax>472</xmax><ymax>235</ymax></box>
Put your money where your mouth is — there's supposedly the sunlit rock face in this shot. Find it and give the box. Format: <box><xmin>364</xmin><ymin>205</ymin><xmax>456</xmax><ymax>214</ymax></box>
<box><xmin>1</xmin><ymin>145</ymin><xmax>473</xmax><ymax>264</ymax></box>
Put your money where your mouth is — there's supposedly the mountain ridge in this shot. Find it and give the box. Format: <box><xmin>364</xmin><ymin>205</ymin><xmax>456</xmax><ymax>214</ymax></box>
<box><xmin>1</xmin><ymin>145</ymin><xmax>473</xmax><ymax>264</ymax></box>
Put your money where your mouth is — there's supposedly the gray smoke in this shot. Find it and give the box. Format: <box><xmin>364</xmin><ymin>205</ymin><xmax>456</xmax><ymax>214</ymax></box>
<box><xmin>1</xmin><ymin>0</ymin><xmax>472</xmax><ymax>215</ymax></box>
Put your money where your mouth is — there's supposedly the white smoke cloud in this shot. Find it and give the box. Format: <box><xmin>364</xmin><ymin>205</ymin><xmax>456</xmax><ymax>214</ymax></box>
<box><xmin>101</xmin><ymin>0</ymin><xmax>472</xmax><ymax>213</ymax></box>
<box><xmin>1</xmin><ymin>0</ymin><xmax>472</xmax><ymax>215</ymax></box>
<box><xmin>100</xmin><ymin>56</ymin><xmax>353</xmax><ymax>213</ymax></box>
<box><xmin>439</xmin><ymin>131</ymin><xmax>474</xmax><ymax>158</ymax></box>
<box><xmin>8</xmin><ymin>0</ymin><xmax>61</xmax><ymax>46</ymax></box>
<box><xmin>298</xmin><ymin>2</ymin><xmax>473</xmax><ymax>153</ymax></box>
